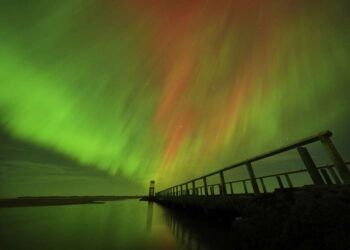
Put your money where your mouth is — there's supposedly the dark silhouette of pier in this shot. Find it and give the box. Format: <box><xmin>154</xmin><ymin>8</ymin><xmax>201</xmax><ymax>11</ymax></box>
<box><xmin>149</xmin><ymin>130</ymin><xmax>350</xmax><ymax>249</ymax></box>
<box><xmin>155</xmin><ymin>130</ymin><xmax>349</xmax><ymax>198</ymax></box>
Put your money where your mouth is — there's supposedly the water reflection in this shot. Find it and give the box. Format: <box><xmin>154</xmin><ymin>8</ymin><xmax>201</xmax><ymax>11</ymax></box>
<box><xmin>162</xmin><ymin>208</ymin><xmax>242</xmax><ymax>250</ymax></box>
<box><xmin>145</xmin><ymin>201</ymin><xmax>153</xmax><ymax>231</ymax></box>
<box><xmin>1</xmin><ymin>200</ymin><xmax>244</xmax><ymax>250</ymax></box>
<box><xmin>0</xmin><ymin>200</ymin><xmax>183</xmax><ymax>250</ymax></box>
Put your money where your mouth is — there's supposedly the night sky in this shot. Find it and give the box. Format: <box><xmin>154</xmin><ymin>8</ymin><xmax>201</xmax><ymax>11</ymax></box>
<box><xmin>1</xmin><ymin>0</ymin><xmax>349</xmax><ymax>197</ymax></box>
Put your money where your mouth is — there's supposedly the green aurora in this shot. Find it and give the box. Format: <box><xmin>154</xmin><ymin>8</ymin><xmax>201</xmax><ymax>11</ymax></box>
<box><xmin>0</xmin><ymin>0</ymin><xmax>349</xmax><ymax>195</ymax></box>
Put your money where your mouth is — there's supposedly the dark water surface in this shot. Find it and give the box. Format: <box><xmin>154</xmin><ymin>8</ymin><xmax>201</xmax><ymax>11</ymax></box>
<box><xmin>0</xmin><ymin>199</ymin><xmax>234</xmax><ymax>250</ymax></box>
<box><xmin>0</xmin><ymin>200</ymin><xmax>179</xmax><ymax>249</ymax></box>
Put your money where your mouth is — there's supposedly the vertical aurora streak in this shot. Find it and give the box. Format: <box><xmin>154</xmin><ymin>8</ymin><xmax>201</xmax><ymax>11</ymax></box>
<box><xmin>1</xmin><ymin>0</ymin><xmax>349</xmax><ymax>190</ymax></box>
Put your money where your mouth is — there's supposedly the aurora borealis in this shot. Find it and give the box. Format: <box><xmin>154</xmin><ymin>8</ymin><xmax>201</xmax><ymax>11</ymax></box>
<box><xmin>1</xmin><ymin>0</ymin><xmax>350</xmax><ymax>195</ymax></box>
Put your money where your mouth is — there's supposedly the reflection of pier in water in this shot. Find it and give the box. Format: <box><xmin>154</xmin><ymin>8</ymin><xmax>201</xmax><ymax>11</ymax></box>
<box><xmin>163</xmin><ymin>208</ymin><xmax>240</xmax><ymax>250</ymax></box>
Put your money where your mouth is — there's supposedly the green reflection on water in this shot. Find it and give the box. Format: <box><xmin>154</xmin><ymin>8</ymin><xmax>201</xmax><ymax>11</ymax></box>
<box><xmin>0</xmin><ymin>200</ymin><xmax>183</xmax><ymax>250</ymax></box>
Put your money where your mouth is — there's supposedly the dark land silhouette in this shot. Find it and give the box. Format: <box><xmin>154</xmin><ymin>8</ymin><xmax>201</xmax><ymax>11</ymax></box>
<box><xmin>0</xmin><ymin>196</ymin><xmax>142</xmax><ymax>208</ymax></box>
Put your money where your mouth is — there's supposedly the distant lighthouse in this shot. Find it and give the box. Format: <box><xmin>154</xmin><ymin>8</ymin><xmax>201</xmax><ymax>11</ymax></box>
<box><xmin>149</xmin><ymin>180</ymin><xmax>155</xmax><ymax>197</ymax></box>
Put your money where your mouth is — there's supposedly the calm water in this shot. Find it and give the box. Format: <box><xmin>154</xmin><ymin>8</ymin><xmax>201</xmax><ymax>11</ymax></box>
<box><xmin>0</xmin><ymin>199</ymin><xmax>236</xmax><ymax>250</ymax></box>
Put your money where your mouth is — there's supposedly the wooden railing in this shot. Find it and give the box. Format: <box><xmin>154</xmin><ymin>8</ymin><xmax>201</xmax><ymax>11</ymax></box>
<box><xmin>156</xmin><ymin>130</ymin><xmax>350</xmax><ymax>197</ymax></box>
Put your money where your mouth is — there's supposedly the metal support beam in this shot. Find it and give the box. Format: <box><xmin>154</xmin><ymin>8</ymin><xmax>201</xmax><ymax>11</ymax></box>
<box><xmin>297</xmin><ymin>147</ymin><xmax>324</xmax><ymax>185</ymax></box>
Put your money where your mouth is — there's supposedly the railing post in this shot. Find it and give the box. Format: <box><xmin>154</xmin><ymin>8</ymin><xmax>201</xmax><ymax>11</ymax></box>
<box><xmin>297</xmin><ymin>147</ymin><xmax>325</xmax><ymax>185</ymax></box>
<box><xmin>185</xmin><ymin>183</ymin><xmax>189</xmax><ymax>196</ymax></box>
<box><xmin>246</xmin><ymin>162</ymin><xmax>260</xmax><ymax>194</ymax></box>
<box><xmin>243</xmin><ymin>181</ymin><xmax>248</xmax><ymax>194</ymax></box>
<box><xmin>260</xmin><ymin>178</ymin><xmax>267</xmax><ymax>193</ymax></box>
<box><xmin>327</xmin><ymin>166</ymin><xmax>341</xmax><ymax>184</ymax></box>
<box><xmin>180</xmin><ymin>185</ymin><xmax>183</xmax><ymax>196</ymax></box>
<box><xmin>192</xmin><ymin>181</ymin><xmax>196</xmax><ymax>196</ymax></box>
<box><xmin>320</xmin><ymin>168</ymin><xmax>333</xmax><ymax>184</ymax></box>
<box><xmin>219</xmin><ymin>171</ymin><xmax>227</xmax><ymax>195</ymax></box>
<box><xmin>276</xmin><ymin>175</ymin><xmax>284</xmax><ymax>189</ymax></box>
<box><xmin>203</xmin><ymin>177</ymin><xmax>209</xmax><ymax>196</ymax></box>
<box><xmin>284</xmin><ymin>174</ymin><xmax>293</xmax><ymax>188</ymax></box>
<box><xmin>229</xmin><ymin>183</ymin><xmax>234</xmax><ymax>194</ymax></box>
<box><xmin>320</xmin><ymin>135</ymin><xmax>350</xmax><ymax>184</ymax></box>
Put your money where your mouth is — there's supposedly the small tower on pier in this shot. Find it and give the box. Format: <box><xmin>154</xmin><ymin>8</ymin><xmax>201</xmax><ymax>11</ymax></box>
<box><xmin>149</xmin><ymin>180</ymin><xmax>155</xmax><ymax>197</ymax></box>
